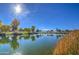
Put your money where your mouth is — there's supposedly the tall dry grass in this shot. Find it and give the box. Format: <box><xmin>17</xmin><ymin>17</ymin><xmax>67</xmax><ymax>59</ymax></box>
<box><xmin>53</xmin><ymin>30</ymin><xmax>79</xmax><ymax>55</ymax></box>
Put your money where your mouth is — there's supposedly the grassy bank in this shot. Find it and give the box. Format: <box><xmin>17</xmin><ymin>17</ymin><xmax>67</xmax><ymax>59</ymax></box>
<box><xmin>0</xmin><ymin>31</ymin><xmax>29</xmax><ymax>35</ymax></box>
<box><xmin>53</xmin><ymin>30</ymin><xmax>79</xmax><ymax>55</ymax></box>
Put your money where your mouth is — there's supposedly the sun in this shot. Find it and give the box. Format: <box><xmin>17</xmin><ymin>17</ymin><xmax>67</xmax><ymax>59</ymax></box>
<box><xmin>14</xmin><ymin>4</ymin><xmax>22</xmax><ymax>14</ymax></box>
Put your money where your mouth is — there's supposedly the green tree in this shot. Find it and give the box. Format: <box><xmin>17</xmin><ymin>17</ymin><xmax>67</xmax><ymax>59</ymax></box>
<box><xmin>1</xmin><ymin>25</ymin><xmax>11</xmax><ymax>32</ymax></box>
<box><xmin>23</xmin><ymin>28</ymin><xmax>31</xmax><ymax>33</ymax></box>
<box><xmin>0</xmin><ymin>20</ymin><xmax>3</xmax><ymax>28</ymax></box>
<box><xmin>0</xmin><ymin>20</ymin><xmax>3</xmax><ymax>32</ymax></box>
<box><xmin>31</xmin><ymin>26</ymin><xmax>35</xmax><ymax>33</ymax></box>
<box><xmin>19</xmin><ymin>28</ymin><xmax>23</xmax><ymax>31</ymax></box>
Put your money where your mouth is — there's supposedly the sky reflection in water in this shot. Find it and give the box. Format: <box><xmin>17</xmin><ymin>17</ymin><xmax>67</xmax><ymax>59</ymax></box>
<box><xmin>0</xmin><ymin>34</ymin><xmax>63</xmax><ymax>55</ymax></box>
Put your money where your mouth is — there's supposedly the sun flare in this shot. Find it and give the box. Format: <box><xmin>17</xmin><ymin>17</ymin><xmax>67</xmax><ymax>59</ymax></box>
<box><xmin>14</xmin><ymin>4</ymin><xmax>22</xmax><ymax>14</ymax></box>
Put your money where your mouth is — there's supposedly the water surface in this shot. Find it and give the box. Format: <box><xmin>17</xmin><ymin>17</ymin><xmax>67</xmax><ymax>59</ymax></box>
<box><xmin>0</xmin><ymin>34</ymin><xmax>63</xmax><ymax>55</ymax></box>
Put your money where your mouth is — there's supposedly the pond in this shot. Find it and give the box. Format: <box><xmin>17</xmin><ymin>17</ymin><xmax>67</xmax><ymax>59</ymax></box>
<box><xmin>0</xmin><ymin>34</ymin><xmax>64</xmax><ymax>55</ymax></box>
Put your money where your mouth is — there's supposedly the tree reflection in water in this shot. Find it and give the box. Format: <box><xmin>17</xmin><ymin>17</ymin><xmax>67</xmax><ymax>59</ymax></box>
<box><xmin>10</xmin><ymin>35</ymin><xmax>19</xmax><ymax>50</ymax></box>
<box><xmin>0</xmin><ymin>34</ymin><xmax>45</xmax><ymax>52</ymax></box>
<box><xmin>0</xmin><ymin>34</ymin><xmax>42</xmax><ymax>50</ymax></box>
<box><xmin>0</xmin><ymin>34</ymin><xmax>64</xmax><ymax>55</ymax></box>
<box><xmin>31</xmin><ymin>35</ymin><xmax>36</xmax><ymax>41</ymax></box>
<box><xmin>23</xmin><ymin>34</ymin><xmax>30</xmax><ymax>40</ymax></box>
<box><xmin>36</xmin><ymin>35</ymin><xmax>41</xmax><ymax>38</ymax></box>
<box><xmin>56</xmin><ymin>34</ymin><xmax>64</xmax><ymax>39</ymax></box>
<box><xmin>0</xmin><ymin>35</ymin><xmax>10</xmax><ymax>44</ymax></box>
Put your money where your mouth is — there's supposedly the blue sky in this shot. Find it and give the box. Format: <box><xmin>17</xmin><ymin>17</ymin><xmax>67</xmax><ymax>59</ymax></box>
<box><xmin>0</xmin><ymin>3</ymin><xmax>79</xmax><ymax>30</ymax></box>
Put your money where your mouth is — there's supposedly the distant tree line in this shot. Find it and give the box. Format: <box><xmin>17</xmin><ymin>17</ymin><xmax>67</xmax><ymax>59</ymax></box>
<box><xmin>0</xmin><ymin>18</ymin><xmax>36</xmax><ymax>33</ymax></box>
